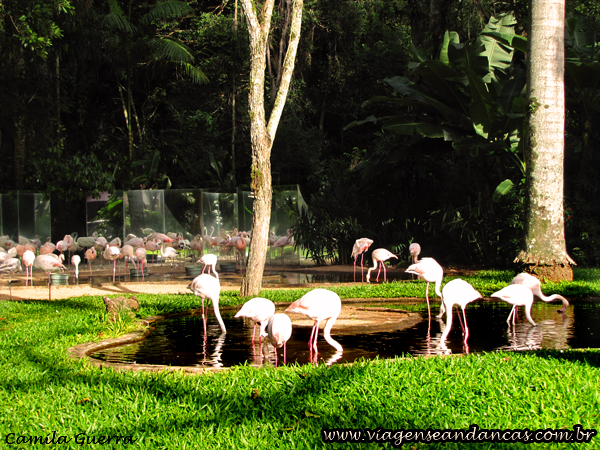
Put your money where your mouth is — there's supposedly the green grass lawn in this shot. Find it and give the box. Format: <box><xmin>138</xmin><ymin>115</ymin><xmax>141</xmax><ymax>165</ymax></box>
<box><xmin>0</xmin><ymin>268</ymin><xmax>599</xmax><ymax>449</ymax></box>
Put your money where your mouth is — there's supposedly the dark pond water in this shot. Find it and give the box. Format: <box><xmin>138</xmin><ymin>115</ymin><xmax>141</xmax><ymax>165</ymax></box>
<box><xmin>91</xmin><ymin>300</ymin><xmax>600</xmax><ymax>368</ymax></box>
<box><xmin>15</xmin><ymin>268</ymin><xmax>409</xmax><ymax>287</ymax></box>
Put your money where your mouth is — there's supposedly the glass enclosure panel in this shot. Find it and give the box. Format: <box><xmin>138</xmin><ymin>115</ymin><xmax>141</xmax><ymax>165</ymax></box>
<box><xmin>163</xmin><ymin>189</ymin><xmax>203</xmax><ymax>241</ymax></box>
<box><xmin>86</xmin><ymin>191</ymin><xmax>123</xmax><ymax>241</ymax></box>
<box><xmin>124</xmin><ymin>190</ymin><xmax>165</xmax><ymax>238</ymax></box>
<box><xmin>0</xmin><ymin>193</ymin><xmax>19</xmax><ymax>244</ymax></box>
<box><xmin>201</xmin><ymin>191</ymin><xmax>238</xmax><ymax>260</ymax></box>
<box><xmin>19</xmin><ymin>192</ymin><xmax>51</xmax><ymax>245</ymax></box>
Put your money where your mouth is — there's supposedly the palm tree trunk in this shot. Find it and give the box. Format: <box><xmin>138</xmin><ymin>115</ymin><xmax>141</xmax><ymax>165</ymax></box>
<box><xmin>516</xmin><ymin>0</ymin><xmax>575</xmax><ymax>281</ymax></box>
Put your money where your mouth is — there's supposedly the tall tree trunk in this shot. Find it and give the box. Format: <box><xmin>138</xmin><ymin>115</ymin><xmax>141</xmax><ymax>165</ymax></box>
<box><xmin>515</xmin><ymin>0</ymin><xmax>574</xmax><ymax>281</ymax></box>
<box><xmin>240</xmin><ymin>0</ymin><xmax>303</xmax><ymax>297</ymax></box>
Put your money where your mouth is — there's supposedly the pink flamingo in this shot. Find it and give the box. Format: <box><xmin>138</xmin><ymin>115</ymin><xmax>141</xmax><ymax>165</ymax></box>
<box><xmin>188</xmin><ymin>273</ymin><xmax>226</xmax><ymax>333</ymax></box>
<box><xmin>405</xmin><ymin>257</ymin><xmax>443</xmax><ymax>320</ymax></box>
<box><xmin>351</xmin><ymin>238</ymin><xmax>374</xmax><ymax>282</ymax></box>
<box><xmin>285</xmin><ymin>288</ymin><xmax>343</xmax><ymax>355</ymax></box>
<box><xmin>272</xmin><ymin>229</ymin><xmax>293</xmax><ymax>265</ymax></box>
<box><xmin>234</xmin><ymin>297</ymin><xmax>276</xmax><ymax>345</ymax></box>
<box><xmin>409</xmin><ymin>242</ymin><xmax>421</xmax><ymax>264</ymax></box>
<box><xmin>491</xmin><ymin>284</ymin><xmax>537</xmax><ymax>327</ymax></box>
<box><xmin>198</xmin><ymin>253</ymin><xmax>218</xmax><ymax>279</ymax></box>
<box><xmin>120</xmin><ymin>244</ymin><xmax>134</xmax><ymax>269</ymax></box>
<box><xmin>264</xmin><ymin>313</ymin><xmax>293</xmax><ymax>365</ymax></box>
<box><xmin>84</xmin><ymin>247</ymin><xmax>97</xmax><ymax>275</ymax></box>
<box><xmin>134</xmin><ymin>247</ymin><xmax>148</xmax><ymax>280</ymax></box>
<box><xmin>510</xmin><ymin>273</ymin><xmax>569</xmax><ymax>312</ymax></box>
<box><xmin>366</xmin><ymin>248</ymin><xmax>398</xmax><ymax>283</ymax></box>
<box><xmin>103</xmin><ymin>244</ymin><xmax>121</xmax><ymax>283</ymax></box>
<box><xmin>438</xmin><ymin>279</ymin><xmax>482</xmax><ymax>342</ymax></box>
<box><xmin>22</xmin><ymin>250</ymin><xmax>35</xmax><ymax>286</ymax></box>
<box><xmin>71</xmin><ymin>255</ymin><xmax>81</xmax><ymax>284</ymax></box>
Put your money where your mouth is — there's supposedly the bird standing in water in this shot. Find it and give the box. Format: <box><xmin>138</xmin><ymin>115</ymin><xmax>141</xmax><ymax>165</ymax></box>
<box><xmin>438</xmin><ymin>279</ymin><xmax>482</xmax><ymax>342</ymax></box>
<box><xmin>491</xmin><ymin>284</ymin><xmax>537</xmax><ymax>327</ymax></box>
<box><xmin>234</xmin><ymin>297</ymin><xmax>276</xmax><ymax>345</ymax></box>
<box><xmin>264</xmin><ymin>313</ymin><xmax>293</xmax><ymax>365</ymax></box>
<box><xmin>188</xmin><ymin>273</ymin><xmax>226</xmax><ymax>333</ymax></box>
<box><xmin>510</xmin><ymin>273</ymin><xmax>569</xmax><ymax>312</ymax></box>
<box><xmin>405</xmin><ymin>257</ymin><xmax>443</xmax><ymax>320</ymax></box>
<box><xmin>351</xmin><ymin>238</ymin><xmax>374</xmax><ymax>282</ymax></box>
<box><xmin>286</xmin><ymin>288</ymin><xmax>343</xmax><ymax>355</ymax></box>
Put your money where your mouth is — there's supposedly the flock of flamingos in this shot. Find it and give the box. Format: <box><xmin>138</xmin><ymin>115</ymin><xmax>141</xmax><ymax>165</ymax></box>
<box><xmin>0</xmin><ymin>232</ymin><xmax>570</xmax><ymax>364</ymax></box>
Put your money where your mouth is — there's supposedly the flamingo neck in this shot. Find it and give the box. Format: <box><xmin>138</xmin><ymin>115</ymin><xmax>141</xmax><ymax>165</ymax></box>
<box><xmin>212</xmin><ymin>298</ymin><xmax>227</xmax><ymax>333</ymax></box>
<box><xmin>323</xmin><ymin>318</ymin><xmax>343</xmax><ymax>352</ymax></box>
<box><xmin>434</xmin><ymin>279</ymin><xmax>443</xmax><ymax>299</ymax></box>
<box><xmin>440</xmin><ymin>303</ymin><xmax>453</xmax><ymax>342</ymax></box>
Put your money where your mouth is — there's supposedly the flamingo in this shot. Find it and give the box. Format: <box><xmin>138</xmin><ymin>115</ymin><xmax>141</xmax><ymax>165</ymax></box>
<box><xmin>22</xmin><ymin>250</ymin><xmax>35</xmax><ymax>286</ymax></box>
<box><xmin>120</xmin><ymin>244</ymin><xmax>134</xmax><ymax>269</ymax></box>
<box><xmin>366</xmin><ymin>248</ymin><xmax>398</xmax><ymax>283</ymax></box>
<box><xmin>34</xmin><ymin>254</ymin><xmax>67</xmax><ymax>291</ymax></box>
<box><xmin>134</xmin><ymin>247</ymin><xmax>148</xmax><ymax>280</ymax></box>
<box><xmin>234</xmin><ymin>297</ymin><xmax>276</xmax><ymax>345</ymax></box>
<box><xmin>272</xmin><ymin>229</ymin><xmax>293</xmax><ymax>265</ymax></box>
<box><xmin>84</xmin><ymin>247</ymin><xmax>97</xmax><ymax>274</ymax></box>
<box><xmin>72</xmin><ymin>255</ymin><xmax>81</xmax><ymax>284</ymax></box>
<box><xmin>491</xmin><ymin>284</ymin><xmax>537</xmax><ymax>327</ymax></box>
<box><xmin>188</xmin><ymin>273</ymin><xmax>226</xmax><ymax>333</ymax></box>
<box><xmin>0</xmin><ymin>258</ymin><xmax>22</xmax><ymax>280</ymax></box>
<box><xmin>438</xmin><ymin>279</ymin><xmax>482</xmax><ymax>342</ymax></box>
<box><xmin>103</xmin><ymin>244</ymin><xmax>121</xmax><ymax>283</ymax></box>
<box><xmin>351</xmin><ymin>238</ymin><xmax>374</xmax><ymax>282</ymax></box>
<box><xmin>285</xmin><ymin>288</ymin><xmax>343</xmax><ymax>354</ymax></box>
<box><xmin>159</xmin><ymin>241</ymin><xmax>179</xmax><ymax>266</ymax></box>
<box><xmin>0</xmin><ymin>257</ymin><xmax>22</xmax><ymax>300</ymax></box>
<box><xmin>198</xmin><ymin>253</ymin><xmax>218</xmax><ymax>279</ymax></box>
<box><xmin>405</xmin><ymin>257</ymin><xmax>443</xmax><ymax>320</ymax></box>
<box><xmin>264</xmin><ymin>313</ymin><xmax>293</xmax><ymax>364</ymax></box>
<box><xmin>510</xmin><ymin>273</ymin><xmax>569</xmax><ymax>312</ymax></box>
<box><xmin>40</xmin><ymin>239</ymin><xmax>56</xmax><ymax>255</ymax></box>
<box><xmin>409</xmin><ymin>242</ymin><xmax>421</xmax><ymax>264</ymax></box>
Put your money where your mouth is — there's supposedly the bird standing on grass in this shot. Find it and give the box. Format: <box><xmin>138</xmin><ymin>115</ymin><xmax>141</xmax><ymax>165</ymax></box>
<box><xmin>286</xmin><ymin>288</ymin><xmax>343</xmax><ymax>355</ymax></box>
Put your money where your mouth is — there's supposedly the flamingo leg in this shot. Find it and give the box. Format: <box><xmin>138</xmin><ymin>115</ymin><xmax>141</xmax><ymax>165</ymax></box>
<box><xmin>462</xmin><ymin>307</ymin><xmax>469</xmax><ymax>340</ymax></box>
<box><xmin>425</xmin><ymin>282</ymin><xmax>432</xmax><ymax>320</ymax></box>
<box><xmin>376</xmin><ymin>261</ymin><xmax>382</xmax><ymax>282</ymax></box>
<box><xmin>360</xmin><ymin>253</ymin><xmax>365</xmax><ymax>282</ymax></box>
<box><xmin>353</xmin><ymin>259</ymin><xmax>357</xmax><ymax>282</ymax></box>
<box><xmin>283</xmin><ymin>342</ymin><xmax>287</xmax><ymax>365</ymax></box>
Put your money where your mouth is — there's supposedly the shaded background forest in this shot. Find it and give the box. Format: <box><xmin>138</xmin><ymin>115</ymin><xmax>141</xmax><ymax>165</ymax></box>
<box><xmin>1</xmin><ymin>0</ymin><xmax>599</xmax><ymax>267</ymax></box>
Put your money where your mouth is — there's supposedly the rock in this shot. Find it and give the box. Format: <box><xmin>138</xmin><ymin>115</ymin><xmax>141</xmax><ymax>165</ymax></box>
<box><xmin>104</xmin><ymin>296</ymin><xmax>140</xmax><ymax>321</ymax></box>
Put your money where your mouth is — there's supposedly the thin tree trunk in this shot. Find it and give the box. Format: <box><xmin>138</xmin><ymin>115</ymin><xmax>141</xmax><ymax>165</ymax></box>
<box><xmin>515</xmin><ymin>0</ymin><xmax>574</xmax><ymax>281</ymax></box>
<box><xmin>240</xmin><ymin>0</ymin><xmax>303</xmax><ymax>297</ymax></box>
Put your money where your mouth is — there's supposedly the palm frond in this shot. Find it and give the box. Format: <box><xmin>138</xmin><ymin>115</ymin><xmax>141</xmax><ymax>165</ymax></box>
<box><xmin>141</xmin><ymin>1</ymin><xmax>194</xmax><ymax>27</ymax></box>
<box><xmin>102</xmin><ymin>0</ymin><xmax>136</xmax><ymax>35</ymax></box>
<box><xmin>152</xmin><ymin>37</ymin><xmax>194</xmax><ymax>64</ymax></box>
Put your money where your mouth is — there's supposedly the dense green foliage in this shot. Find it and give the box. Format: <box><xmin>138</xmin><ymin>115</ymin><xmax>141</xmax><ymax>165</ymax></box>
<box><xmin>1</xmin><ymin>0</ymin><xmax>600</xmax><ymax>266</ymax></box>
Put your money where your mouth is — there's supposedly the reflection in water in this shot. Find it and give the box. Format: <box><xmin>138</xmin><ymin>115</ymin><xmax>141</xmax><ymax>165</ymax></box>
<box><xmin>92</xmin><ymin>300</ymin><xmax>596</xmax><ymax>367</ymax></box>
